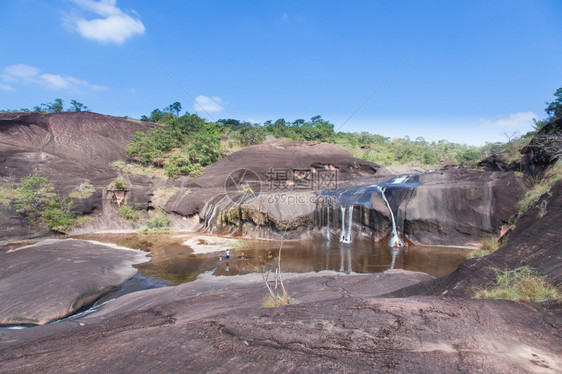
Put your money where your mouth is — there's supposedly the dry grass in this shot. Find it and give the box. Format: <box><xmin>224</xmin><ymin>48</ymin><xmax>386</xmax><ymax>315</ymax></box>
<box><xmin>518</xmin><ymin>160</ymin><xmax>562</xmax><ymax>216</ymax></box>
<box><xmin>473</xmin><ymin>266</ymin><xmax>560</xmax><ymax>303</ymax></box>
<box><xmin>263</xmin><ymin>290</ymin><xmax>292</xmax><ymax>308</ymax></box>
<box><xmin>152</xmin><ymin>186</ymin><xmax>180</xmax><ymax>208</ymax></box>
<box><xmin>467</xmin><ymin>236</ymin><xmax>501</xmax><ymax>258</ymax></box>
<box><xmin>68</xmin><ymin>182</ymin><xmax>96</xmax><ymax>199</ymax></box>
<box><xmin>0</xmin><ymin>184</ymin><xmax>17</xmax><ymax>207</ymax></box>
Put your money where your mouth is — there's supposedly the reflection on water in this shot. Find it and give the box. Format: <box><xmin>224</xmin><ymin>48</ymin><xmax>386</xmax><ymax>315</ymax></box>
<box><xmin>74</xmin><ymin>233</ymin><xmax>471</xmax><ymax>286</ymax></box>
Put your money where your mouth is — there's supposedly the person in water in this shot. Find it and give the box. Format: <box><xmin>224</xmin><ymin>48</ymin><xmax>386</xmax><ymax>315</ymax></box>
<box><xmin>225</xmin><ymin>249</ymin><xmax>230</xmax><ymax>260</ymax></box>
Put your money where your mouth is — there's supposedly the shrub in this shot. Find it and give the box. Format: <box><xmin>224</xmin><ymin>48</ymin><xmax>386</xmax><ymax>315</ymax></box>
<box><xmin>118</xmin><ymin>205</ymin><xmax>140</xmax><ymax>221</ymax></box>
<box><xmin>145</xmin><ymin>215</ymin><xmax>171</xmax><ymax>230</ymax></box>
<box><xmin>108</xmin><ymin>178</ymin><xmax>130</xmax><ymax>190</ymax></box>
<box><xmin>473</xmin><ymin>266</ymin><xmax>560</xmax><ymax>302</ymax></box>
<box><xmin>40</xmin><ymin>198</ymin><xmax>76</xmax><ymax>232</ymax></box>
<box><xmin>15</xmin><ymin>174</ymin><xmax>56</xmax><ymax>221</ymax></box>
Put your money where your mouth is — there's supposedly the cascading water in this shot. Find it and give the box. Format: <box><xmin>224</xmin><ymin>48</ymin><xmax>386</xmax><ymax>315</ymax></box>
<box><xmin>346</xmin><ymin>205</ymin><xmax>353</xmax><ymax>240</ymax></box>
<box><xmin>376</xmin><ymin>186</ymin><xmax>402</xmax><ymax>247</ymax></box>
<box><xmin>325</xmin><ymin>204</ymin><xmax>331</xmax><ymax>241</ymax></box>
<box><xmin>323</xmin><ymin>174</ymin><xmax>419</xmax><ymax>246</ymax></box>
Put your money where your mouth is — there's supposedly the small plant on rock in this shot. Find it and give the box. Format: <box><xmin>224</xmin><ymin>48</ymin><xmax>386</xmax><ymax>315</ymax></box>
<box><xmin>108</xmin><ymin>178</ymin><xmax>130</xmax><ymax>190</ymax></box>
<box><xmin>118</xmin><ymin>205</ymin><xmax>140</xmax><ymax>221</ymax></box>
<box><xmin>260</xmin><ymin>229</ymin><xmax>292</xmax><ymax>308</ymax></box>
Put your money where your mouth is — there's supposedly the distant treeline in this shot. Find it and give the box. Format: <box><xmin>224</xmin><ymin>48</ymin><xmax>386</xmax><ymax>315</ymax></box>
<box><xmin>1</xmin><ymin>98</ymin><xmax>89</xmax><ymax>113</ymax></box>
<box><xmin>131</xmin><ymin>103</ymin><xmax>515</xmax><ymax>178</ymax></box>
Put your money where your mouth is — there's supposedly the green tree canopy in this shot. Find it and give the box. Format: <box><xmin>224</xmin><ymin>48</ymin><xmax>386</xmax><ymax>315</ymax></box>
<box><xmin>545</xmin><ymin>86</ymin><xmax>562</xmax><ymax>120</ymax></box>
<box><xmin>42</xmin><ymin>98</ymin><xmax>64</xmax><ymax>113</ymax></box>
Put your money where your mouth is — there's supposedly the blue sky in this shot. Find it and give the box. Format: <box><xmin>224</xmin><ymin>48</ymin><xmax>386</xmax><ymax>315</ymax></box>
<box><xmin>1</xmin><ymin>0</ymin><xmax>561</xmax><ymax>145</ymax></box>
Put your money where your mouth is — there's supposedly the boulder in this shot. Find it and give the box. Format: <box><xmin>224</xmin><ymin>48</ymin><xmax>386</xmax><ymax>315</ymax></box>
<box><xmin>0</xmin><ymin>239</ymin><xmax>148</xmax><ymax>326</ymax></box>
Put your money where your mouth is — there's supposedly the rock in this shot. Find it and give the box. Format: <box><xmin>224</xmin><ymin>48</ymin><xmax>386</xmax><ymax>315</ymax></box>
<box><xmin>0</xmin><ymin>239</ymin><xmax>148</xmax><ymax>326</ymax></box>
<box><xmin>477</xmin><ymin>152</ymin><xmax>519</xmax><ymax>171</ymax></box>
<box><xmin>0</xmin><ymin>112</ymin><xmax>159</xmax><ymax>241</ymax></box>
<box><xmin>389</xmin><ymin>180</ymin><xmax>562</xmax><ymax>298</ymax></box>
<box><xmin>400</xmin><ymin>169</ymin><xmax>523</xmax><ymax>245</ymax></box>
<box><xmin>521</xmin><ymin>117</ymin><xmax>562</xmax><ymax>175</ymax></box>
<box><xmin>201</xmin><ymin>169</ymin><xmax>524</xmax><ymax>246</ymax></box>
<box><xmin>165</xmin><ymin>140</ymin><xmax>381</xmax><ymax>217</ymax></box>
<box><xmin>1</xmin><ymin>271</ymin><xmax>560</xmax><ymax>373</ymax></box>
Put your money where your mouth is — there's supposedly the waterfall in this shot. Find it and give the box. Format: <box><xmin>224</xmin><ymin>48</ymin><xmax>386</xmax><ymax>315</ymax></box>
<box><xmin>346</xmin><ymin>205</ymin><xmax>353</xmax><ymax>239</ymax></box>
<box><xmin>376</xmin><ymin>186</ymin><xmax>402</xmax><ymax>247</ymax></box>
<box><xmin>340</xmin><ymin>205</ymin><xmax>345</xmax><ymax>240</ymax></box>
<box><xmin>338</xmin><ymin>204</ymin><xmax>353</xmax><ymax>244</ymax></box>
<box><xmin>326</xmin><ymin>203</ymin><xmax>331</xmax><ymax>241</ymax></box>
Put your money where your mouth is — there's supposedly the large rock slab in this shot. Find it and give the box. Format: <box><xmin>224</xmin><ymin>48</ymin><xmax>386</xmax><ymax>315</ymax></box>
<box><xmin>0</xmin><ymin>239</ymin><xmax>148</xmax><ymax>326</ymax></box>
<box><xmin>201</xmin><ymin>169</ymin><xmax>524</xmax><ymax>246</ymax></box>
<box><xmin>0</xmin><ymin>271</ymin><xmax>560</xmax><ymax>373</ymax></box>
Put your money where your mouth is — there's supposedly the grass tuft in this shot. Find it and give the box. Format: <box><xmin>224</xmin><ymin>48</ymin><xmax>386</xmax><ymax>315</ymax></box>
<box><xmin>262</xmin><ymin>291</ymin><xmax>292</xmax><ymax>308</ymax></box>
<box><xmin>467</xmin><ymin>236</ymin><xmax>501</xmax><ymax>258</ymax></box>
<box><xmin>473</xmin><ymin>266</ymin><xmax>560</xmax><ymax>303</ymax></box>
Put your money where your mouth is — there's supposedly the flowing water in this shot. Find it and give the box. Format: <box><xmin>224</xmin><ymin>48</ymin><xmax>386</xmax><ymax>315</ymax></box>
<box><xmin>320</xmin><ymin>174</ymin><xmax>420</xmax><ymax>246</ymax></box>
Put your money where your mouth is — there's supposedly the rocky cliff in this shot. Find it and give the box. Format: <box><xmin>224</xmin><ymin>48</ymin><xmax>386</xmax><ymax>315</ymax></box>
<box><xmin>0</xmin><ymin>112</ymin><xmax>158</xmax><ymax>241</ymax></box>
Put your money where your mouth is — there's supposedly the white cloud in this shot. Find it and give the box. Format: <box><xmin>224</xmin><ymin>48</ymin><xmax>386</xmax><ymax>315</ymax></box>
<box><xmin>0</xmin><ymin>83</ymin><xmax>14</xmax><ymax>91</ymax></box>
<box><xmin>1</xmin><ymin>64</ymin><xmax>40</xmax><ymax>83</ymax></box>
<box><xmin>67</xmin><ymin>0</ymin><xmax>145</xmax><ymax>44</ymax></box>
<box><xmin>193</xmin><ymin>95</ymin><xmax>224</xmax><ymax>113</ymax></box>
<box><xmin>1</xmin><ymin>64</ymin><xmax>105</xmax><ymax>91</ymax></box>
<box><xmin>480</xmin><ymin>112</ymin><xmax>537</xmax><ymax>131</ymax></box>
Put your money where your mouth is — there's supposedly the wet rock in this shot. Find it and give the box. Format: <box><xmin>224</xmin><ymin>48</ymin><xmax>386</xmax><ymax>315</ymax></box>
<box><xmin>202</xmin><ymin>169</ymin><xmax>524</xmax><ymax>246</ymax></box>
<box><xmin>0</xmin><ymin>239</ymin><xmax>148</xmax><ymax>326</ymax></box>
<box><xmin>390</xmin><ymin>180</ymin><xmax>562</xmax><ymax>298</ymax></box>
<box><xmin>166</xmin><ymin>140</ymin><xmax>381</xmax><ymax>217</ymax></box>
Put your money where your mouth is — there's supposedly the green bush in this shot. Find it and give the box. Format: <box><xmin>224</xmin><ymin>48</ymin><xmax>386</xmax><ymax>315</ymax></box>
<box><xmin>118</xmin><ymin>205</ymin><xmax>140</xmax><ymax>221</ymax></box>
<box><xmin>127</xmin><ymin>113</ymin><xmax>224</xmax><ymax>178</ymax></box>
<box><xmin>108</xmin><ymin>178</ymin><xmax>130</xmax><ymax>190</ymax></box>
<box><xmin>40</xmin><ymin>198</ymin><xmax>76</xmax><ymax>232</ymax></box>
<box><xmin>145</xmin><ymin>215</ymin><xmax>171</xmax><ymax>230</ymax></box>
<box><xmin>15</xmin><ymin>174</ymin><xmax>56</xmax><ymax>221</ymax></box>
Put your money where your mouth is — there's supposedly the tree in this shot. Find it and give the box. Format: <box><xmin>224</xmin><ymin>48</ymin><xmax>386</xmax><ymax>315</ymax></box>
<box><xmin>168</xmin><ymin>102</ymin><xmax>182</xmax><ymax>117</ymax></box>
<box><xmin>545</xmin><ymin>86</ymin><xmax>562</xmax><ymax>120</ymax></box>
<box><xmin>69</xmin><ymin>100</ymin><xmax>88</xmax><ymax>112</ymax></box>
<box><xmin>42</xmin><ymin>98</ymin><xmax>64</xmax><ymax>113</ymax></box>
